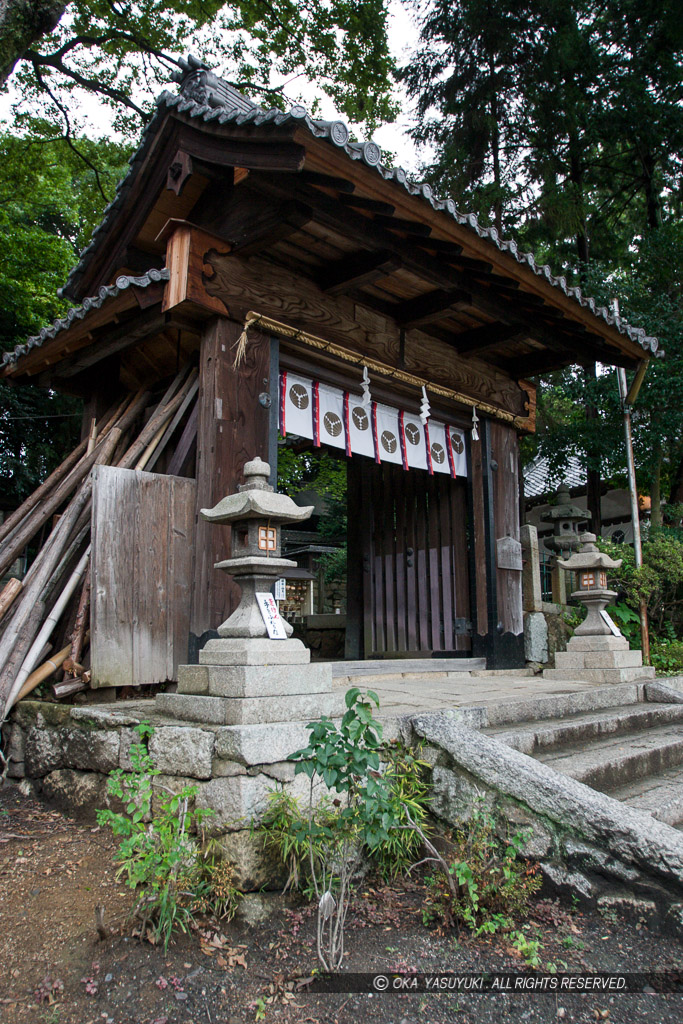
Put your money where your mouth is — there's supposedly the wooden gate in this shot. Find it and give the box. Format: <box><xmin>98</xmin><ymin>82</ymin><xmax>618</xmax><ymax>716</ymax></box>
<box><xmin>358</xmin><ymin>461</ymin><xmax>471</xmax><ymax>658</ymax></box>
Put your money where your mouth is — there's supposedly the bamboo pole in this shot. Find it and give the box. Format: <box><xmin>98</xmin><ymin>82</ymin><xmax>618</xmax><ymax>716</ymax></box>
<box><xmin>86</xmin><ymin>417</ymin><xmax>98</xmax><ymax>454</ymax></box>
<box><xmin>0</xmin><ymin>579</ymin><xmax>22</xmax><ymax>620</ymax></box>
<box><xmin>0</xmin><ymin>429</ymin><xmax>121</xmax><ymax>719</ymax></box>
<box><xmin>118</xmin><ymin>381</ymin><xmax>193</xmax><ymax>471</ymax></box>
<box><xmin>0</xmin><ymin>393</ymin><xmax>148</xmax><ymax>580</ymax></box>
<box><xmin>135</xmin><ymin>419</ymin><xmax>171</xmax><ymax>471</ymax></box>
<box><xmin>7</xmin><ymin>548</ymin><xmax>90</xmax><ymax>709</ymax></box>
<box><xmin>15</xmin><ymin>643</ymin><xmax>72</xmax><ymax>702</ymax></box>
<box><xmin>0</xmin><ymin>436</ymin><xmax>89</xmax><ymax>547</ymax></box>
<box><xmin>68</xmin><ymin>563</ymin><xmax>90</xmax><ymax>670</ymax></box>
<box><xmin>0</xmin><ymin>393</ymin><xmax>127</xmax><ymax>550</ymax></box>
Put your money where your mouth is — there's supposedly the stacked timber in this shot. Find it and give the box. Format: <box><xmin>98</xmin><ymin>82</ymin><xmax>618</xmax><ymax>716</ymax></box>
<box><xmin>0</xmin><ymin>364</ymin><xmax>199</xmax><ymax>723</ymax></box>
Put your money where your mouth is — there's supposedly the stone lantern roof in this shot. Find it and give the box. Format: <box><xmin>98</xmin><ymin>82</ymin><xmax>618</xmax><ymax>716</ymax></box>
<box><xmin>540</xmin><ymin>483</ymin><xmax>586</xmax><ymax>523</ymax></box>
<box><xmin>557</xmin><ymin>532</ymin><xmax>622</xmax><ymax>572</ymax></box>
<box><xmin>200</xmin><ymin>457</ymin><xmax>314</xmax><ymax>524</ymax></box>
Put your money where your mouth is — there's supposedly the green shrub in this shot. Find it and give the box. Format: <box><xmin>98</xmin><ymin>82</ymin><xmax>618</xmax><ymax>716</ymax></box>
<box><xmin>368</xmin><ymin>741</ymin><xmax>432</xmax><ymax>880</ymax></box>
<box><xmin>650</xmin><ymin>638</ymin><xmax>683</xmax><ymax>676</ymax></box>
<box><xmin>423</xmin><ymin>800</ymin><xmax>542</xmax><ymax>937</ymax></box>
<box><xmin>97</xmin><ymin>722</ymin><xmax>239</xmax><ymax>949</ymax></box>
<box><xmin>280</xmin><ymin>687</ymin><xmax>413</xmax><ymax>970</ymax></box>
<box><xmin>259</xmin><ymin>790</ymin><xmax>340</xmax><ymax>899</ymax></box>
<box><xmin>260</xmin><ymin>741</ymin><xmax>432</xmax><ymax>891</ymax></box>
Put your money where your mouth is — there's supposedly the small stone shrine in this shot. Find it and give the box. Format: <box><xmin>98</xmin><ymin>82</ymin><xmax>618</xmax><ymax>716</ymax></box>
<box><xmin>544</xmin><ymin>532</ymin><xmax>655</xmax><ymax>684</ymax></box>
<box><xmin>156</xmin><ymin>457</ymin><xmax>343</xmax><ymax>725</ymax></box>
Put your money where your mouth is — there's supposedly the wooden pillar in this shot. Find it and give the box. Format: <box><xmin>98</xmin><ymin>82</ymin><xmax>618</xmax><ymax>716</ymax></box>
<box><xmin>471</xmin><ymin>418</ymin><xmax>525</xmax><ymax>669</ymax></box>
<box><xmin>345</xmin><ymin>458</ymin><xmax>364</xmax><ymax>659</ymax></box>
<box><xmin>467</xmin><ymin>426</ymin><xmax>490</xmax><ymax>643</ymax></box>
<box><xmin>190</xmin><ymin>317</ymin><xmax>276</xmax><ymax>641</ymax></box>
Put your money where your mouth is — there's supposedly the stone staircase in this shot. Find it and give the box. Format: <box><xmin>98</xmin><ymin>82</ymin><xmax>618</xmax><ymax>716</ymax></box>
<box><xmin>485</xmin><ymin>681</ymin><xmax>683</xmax><ymax>830</ymax></box>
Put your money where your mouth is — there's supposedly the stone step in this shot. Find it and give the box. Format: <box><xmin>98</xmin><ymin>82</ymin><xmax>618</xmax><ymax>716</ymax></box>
<box><xmin>543</xmin><ymin>665</ymin><xmax>656</xmax><ymax>684</ymax></box>
<box><xmin>535</xmin><ymin>724</ymin><xmax>683</xmax><ymax>793</ymax></box>
<box><xmin>483</xmin><ymin>682</ymin><xmax>643</xmax><ymax>728</ymax></box>
<box><xmin>487</xmin><ymin>703</ymin><xmax>683</xmax><ymax>756</ymax></box>
<box><xmin>608</xmin><ymin>763</ymin><xmax>683</xmax><ymax>827</ymax></box>
<box><xmin>330</xmin><ymin>657</ymin><xmax>486</xmax><ymax>678</ymax></box>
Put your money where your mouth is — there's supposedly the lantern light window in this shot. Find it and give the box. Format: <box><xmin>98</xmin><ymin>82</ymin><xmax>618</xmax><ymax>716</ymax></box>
<box><xmin>258</xmin><ymin>526</ymin><xmax>277</xmax><ymax>551</ymax></box>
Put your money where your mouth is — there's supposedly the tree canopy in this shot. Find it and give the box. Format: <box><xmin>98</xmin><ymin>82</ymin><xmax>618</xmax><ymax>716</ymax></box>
<box><xmin>0</xmin><ymin>130</ymin><xmax>131</xmax><ymax>506</ymax></box>
<box><xmin>402</xmin><ymin>0</ymin><xmax>683</xmax><ymax>521</ymax></box>
<box><xmin>1</xmin><ymin>0</ymin><xmax>396</xmax><ymax>142</ymax></box>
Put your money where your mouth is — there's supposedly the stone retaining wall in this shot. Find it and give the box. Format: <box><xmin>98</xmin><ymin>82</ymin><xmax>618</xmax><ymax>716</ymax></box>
<box><xmin>410</xmin><ymin>710</ymin><xmax>683</xmax><ymax>938</ymax></box>
<box><xmin>2</xmin><ymin>700</ymin><xmax>318</xmax><ymax>889</ymax></box>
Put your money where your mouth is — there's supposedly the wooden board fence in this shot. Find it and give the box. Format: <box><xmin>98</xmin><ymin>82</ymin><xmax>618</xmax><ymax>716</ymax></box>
<box><xmin>91</xmin><ymin>465</ymin><xmax>195</xmax><ymax>687</ymax></box>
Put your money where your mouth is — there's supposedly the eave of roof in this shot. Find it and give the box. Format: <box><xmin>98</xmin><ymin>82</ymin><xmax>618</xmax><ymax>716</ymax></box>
<box><xmin>56</xmin><ymin>63</ymin><xmax>659</xmax><ymax>363</ymax></box>
<box><xmin>1</xmin><ymin>268</ymin><xmax>169</xmax><ymax>370</ymax></box>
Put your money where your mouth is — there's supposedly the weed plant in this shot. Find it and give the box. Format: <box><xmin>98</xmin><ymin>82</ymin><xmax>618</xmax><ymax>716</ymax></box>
<box><xmin>97</xmin><ymin>722</ymin><xmax>240</xmax><ymax>948</ymax></box>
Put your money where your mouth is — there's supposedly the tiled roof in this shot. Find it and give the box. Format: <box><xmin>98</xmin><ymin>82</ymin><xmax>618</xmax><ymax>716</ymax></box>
<box><xmin>57</xmin><ymin>57</ymin><xmax>659</xmax><ymax>360</ymax></box>
<box><xmin>523</xmin><ymin>455</ymin><xmax>586</xmax><ymax>499</ymax></box>
<box><xmin>1</xmin><ymin>268</ymin><xmax>169</xmax><ymax>369</ymax></box>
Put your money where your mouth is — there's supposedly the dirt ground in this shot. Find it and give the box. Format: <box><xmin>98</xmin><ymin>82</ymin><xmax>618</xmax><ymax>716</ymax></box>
<box><xmin>1</xmin><ymin>784</ymin><xmax>682</xmax><ymax>1024</ymax></box>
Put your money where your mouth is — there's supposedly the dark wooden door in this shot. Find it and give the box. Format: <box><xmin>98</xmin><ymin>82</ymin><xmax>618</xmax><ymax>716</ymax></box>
<box><xmin>357</xmin><ymin>460</ymin><xmax>471</xmax><ymax>658</ymax></box>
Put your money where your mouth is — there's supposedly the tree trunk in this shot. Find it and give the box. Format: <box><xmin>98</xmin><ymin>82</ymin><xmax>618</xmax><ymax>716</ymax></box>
<box><xmin>489</xmin><ymin>59</ymin><xmax>503</xmax><ymax>235</ymax></box>
<box><xmin>641</xmin><ymin>148</ymin><xmax>661</xmax><ymax>231</ymax></box>
<box><xmin>0</xmin><ymin>0</ymin><xmax>66</xmax><ymax>84</ymax></box>
<box><xmin>650</xmin><ymin>451</ymin><xmax>663</xmax><ymax>531</ymax></box>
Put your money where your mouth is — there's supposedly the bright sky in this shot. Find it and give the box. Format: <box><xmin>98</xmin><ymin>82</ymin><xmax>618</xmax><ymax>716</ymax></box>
<box><xmin>0</xmin><ymin>0</ymin><xmax>427</xmax><ymax>176</ymax></box>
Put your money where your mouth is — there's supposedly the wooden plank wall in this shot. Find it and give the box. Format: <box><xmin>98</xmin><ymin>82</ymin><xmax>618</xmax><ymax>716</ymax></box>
<box><xmin>490</xmin><ymin>420</ymin><xmax>523</xmax><ymax>635</ymax></box>
<box><xmin>91</xmin><ymin>465</ymin><xmax>195</xmax><ymax>686</ymax></box>
<box><xmin>191</xmin><ymin>317</ymin><xmax>273</xmax><ymax>637</ymax></box>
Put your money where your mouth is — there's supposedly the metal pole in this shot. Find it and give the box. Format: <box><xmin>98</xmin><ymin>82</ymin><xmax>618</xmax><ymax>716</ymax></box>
<box><xmin>617</xmin><ymin>366</ymin><xmax>650</xmax><ymax>663</ymax></box>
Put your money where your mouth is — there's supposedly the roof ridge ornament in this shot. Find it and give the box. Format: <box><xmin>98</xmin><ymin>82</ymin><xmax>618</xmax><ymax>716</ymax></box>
<box><xmin>171</xmin><ymin>53</ymin><xmax>260</xmax><ymax>114</ymax></box>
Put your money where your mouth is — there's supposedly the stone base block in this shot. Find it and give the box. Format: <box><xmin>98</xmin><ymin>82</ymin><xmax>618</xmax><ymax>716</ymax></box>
<box><xmin>214</xmin><ymin>830</ymin><xmax>288</xmax><ymax>890</ymax></box>
<box><xmin>215</xmin><ymin>722</ymin><xmax>313</xmax><ymax>765</ymax></box>
<box><xmin>199</xmin><ymin>638</ymin><xmax>309</xmax><ymax>666</ymax></box>
<box><xmin>196</xmin><ymin>771</ymin><xmax>311</xmax><ymax>831</ymax></box>
<box><xmin>178</xmin><ymin>662</ymin><xmax>332</xmax><ymax>699</ymax></box>
<box><xmin>554</xmin><ymin>649</ymin><xmax>644</xmax><ymax>671</ymax></box>
<box><xmin>543</xmin><ymin>665</ymin><xmax>656</xmax><ymax>684</ymax></box>
<box><xmin>156</xmin><ymin>689</ymin><xmax>345</xmax><ymax>726</ymax></box>
<box><xmin>148</xmin><ymin>726</ymin><xmax>215</xmax><ymax>778</ymax></box>
<box><xmin>567</xmin><ymin>635</ymin><xmax>629</xmax><ymax>652</ymax></box>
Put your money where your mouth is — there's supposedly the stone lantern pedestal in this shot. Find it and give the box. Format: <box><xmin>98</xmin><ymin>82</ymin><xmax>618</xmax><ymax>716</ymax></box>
<box><xmin>157</xmin><ymin>457</ymin><xmax>343</xmax><ymax>725</ymax></box>
<box><xmin>543</xmin><ymin>532</ymin><xmax>654</xmax><ymax>684</ymax></box>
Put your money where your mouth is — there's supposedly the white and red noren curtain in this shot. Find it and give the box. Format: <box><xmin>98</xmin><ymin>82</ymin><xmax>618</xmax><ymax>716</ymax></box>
<box><xmin>279</xmin><ymin>372</ymin><xmax>468</xmax><ymax>478</ymax></box>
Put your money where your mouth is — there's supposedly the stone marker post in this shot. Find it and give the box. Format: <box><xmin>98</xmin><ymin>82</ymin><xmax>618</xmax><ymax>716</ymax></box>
<box><xmin>521</xmin><ymin>524</ymin><xmax>548</xmax><ymax>664</ymax></box>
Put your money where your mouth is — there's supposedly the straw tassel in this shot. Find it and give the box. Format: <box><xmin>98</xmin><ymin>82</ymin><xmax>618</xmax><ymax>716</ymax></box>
<box><xmin>232</xmin><ymin>314</ymin><xmax>263</xmax><ymax>369</ymax></box>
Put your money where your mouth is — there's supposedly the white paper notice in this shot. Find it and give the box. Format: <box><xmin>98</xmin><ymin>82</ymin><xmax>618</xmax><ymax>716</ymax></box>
<box><xmin>600</xmin><ymin>610</ymin><xmax>623</xmax><ymax>637</ymax></box>
<box><xmin>256</xmin><ymin>592</ymin><xmax>288</xmax><ymax>639</ymax></box>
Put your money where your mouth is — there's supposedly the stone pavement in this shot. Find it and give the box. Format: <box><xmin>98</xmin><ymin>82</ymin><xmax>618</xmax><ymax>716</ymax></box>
<box><xmin>330</xmin><ymin>665</ymin><xmax>601</xmax><ymax>717</ymax></box>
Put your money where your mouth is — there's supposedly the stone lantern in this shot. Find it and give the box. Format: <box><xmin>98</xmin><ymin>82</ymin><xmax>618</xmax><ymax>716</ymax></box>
<box><xmin>199</xmin><ymin>456</ymin><xmax>314</xmax><ymax>638</ymax></box>
<box><xmin>541</xmin><ymin>484</ymin><xmax>587</xmax><ymax>603</ymax></box>
<box><xmin>543</xmin><ymin>531</ymin><xmax>654</xmax><ymax>684</ymax></box>
<box><xmin>541</xmin><ymin>484</ymin><xmax>587</xmax><ymax>559</ymax></box>
<box><xmin>156</xmin><ymin>456</ymin><xmax>343</xmax><ymax>726</ymax></box>
<box><xmin>556</xmin><ymin>532</ymin><xmax>621</xmax><ymax>636</ymax></box>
